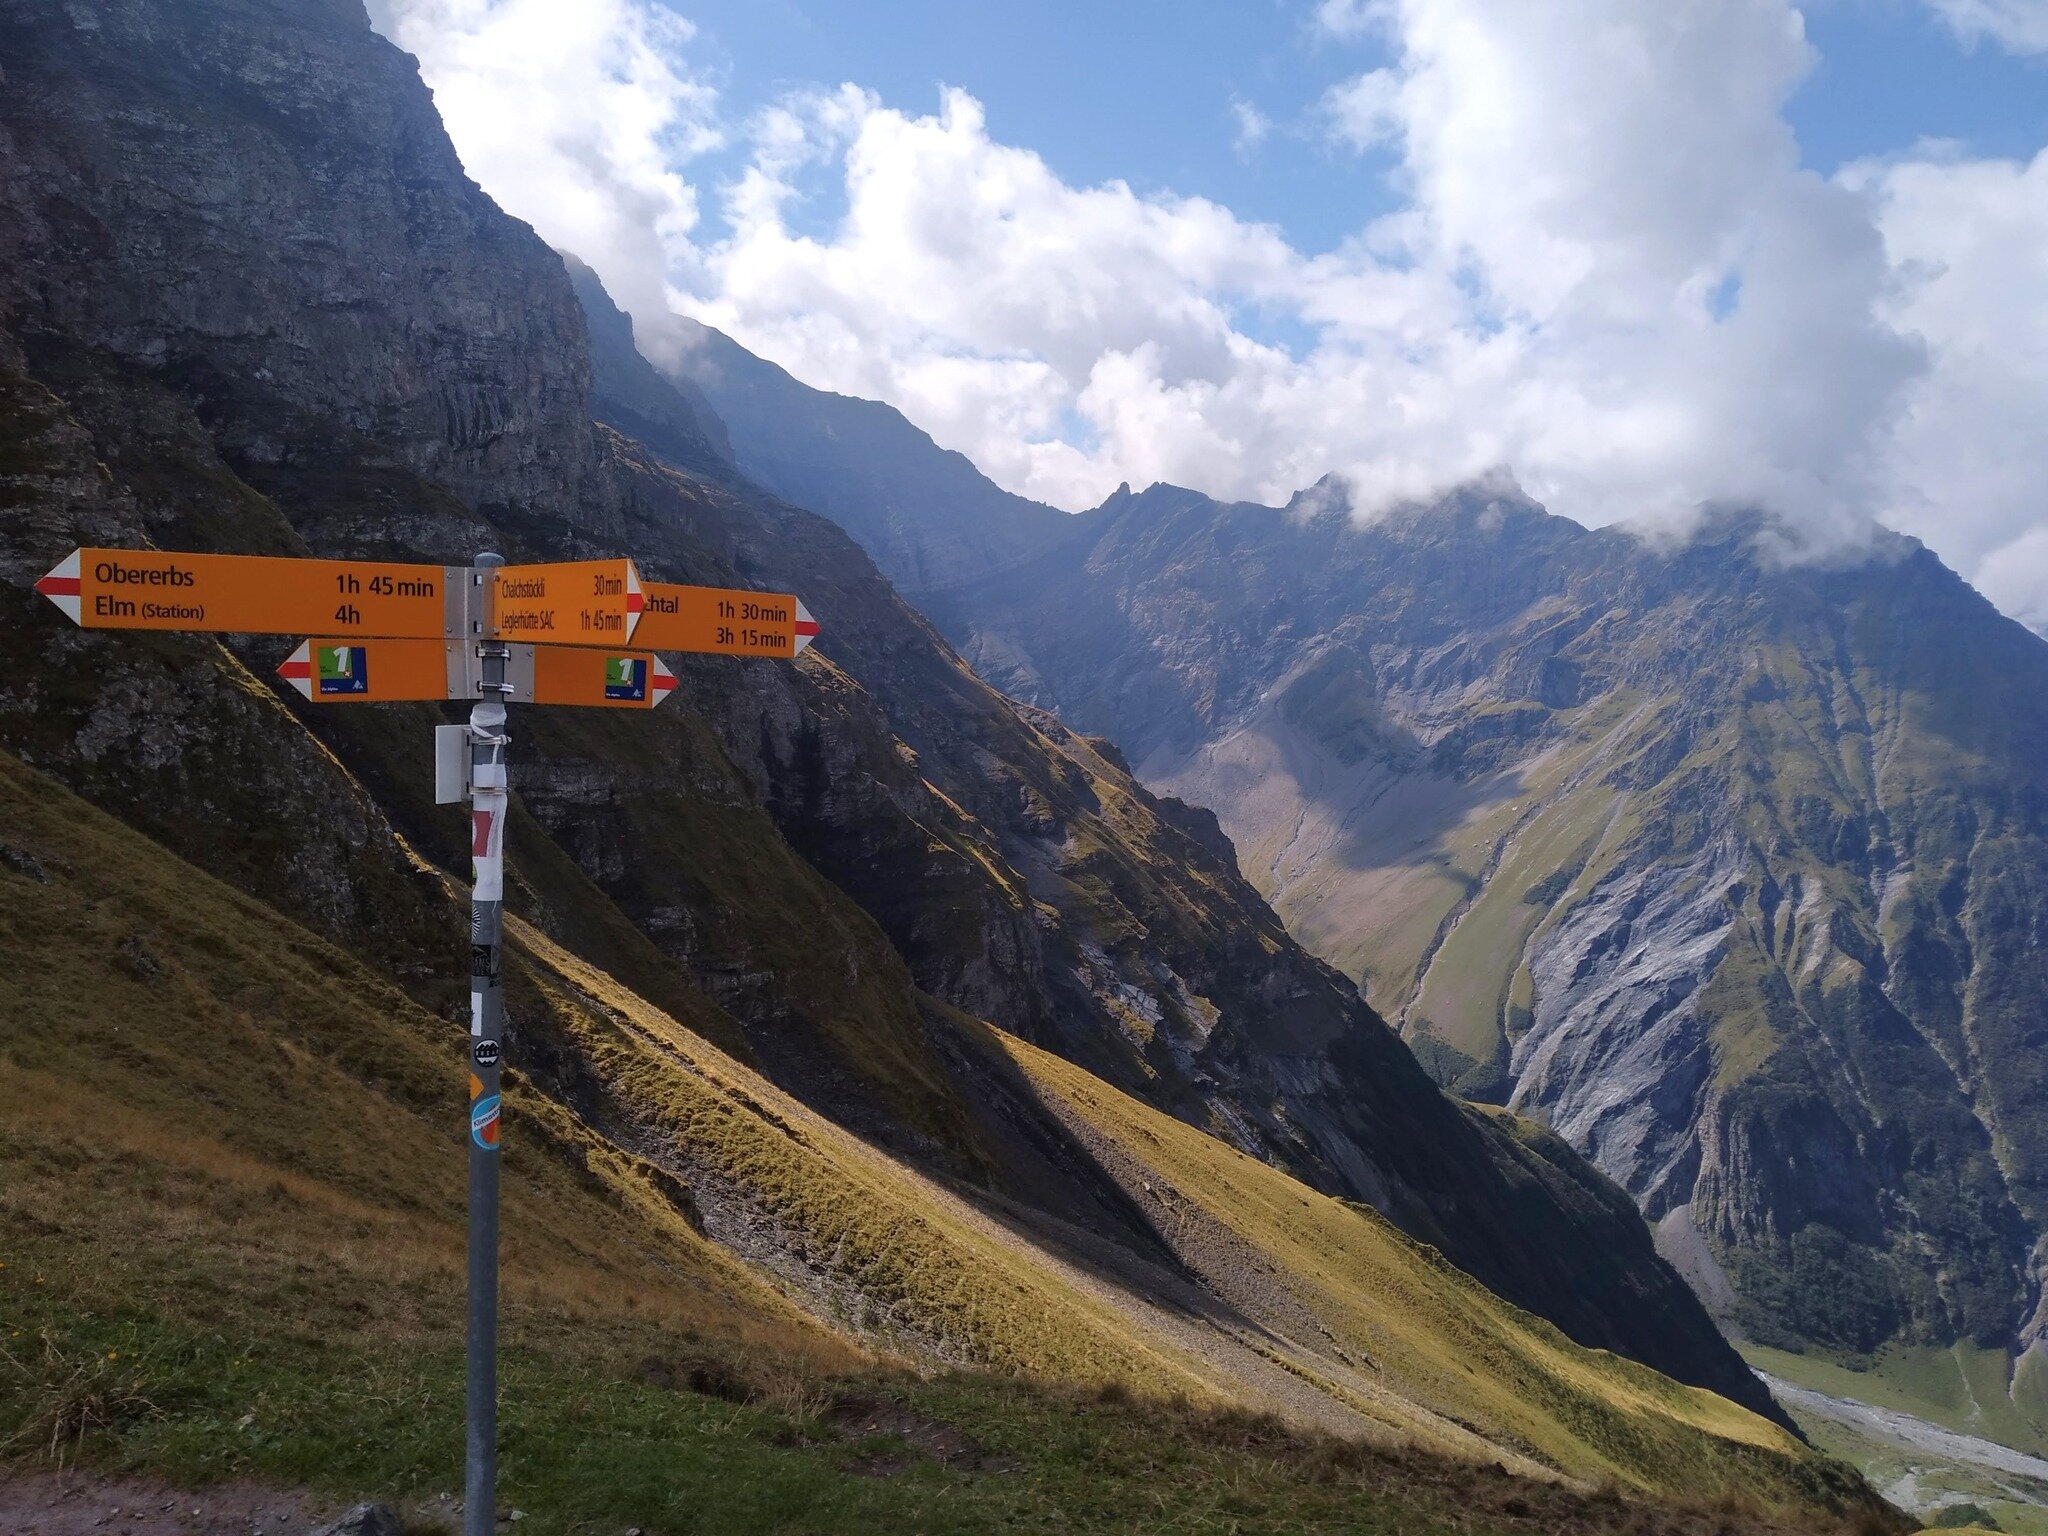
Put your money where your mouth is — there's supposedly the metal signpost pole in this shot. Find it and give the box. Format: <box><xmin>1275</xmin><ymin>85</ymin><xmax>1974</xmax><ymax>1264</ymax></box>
<box><xmin>33</xmin><ymin>544</ymin><xmax>817</xmax><ymax>1527</ymax></box>
<box><xmin>465</xmin><ymin>553</ymin><xmax>509</xmax><ymax>1536</ymax></box>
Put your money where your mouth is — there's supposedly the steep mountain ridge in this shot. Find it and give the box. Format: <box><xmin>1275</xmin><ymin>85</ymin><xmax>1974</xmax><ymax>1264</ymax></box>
<box><xmin>562</xmin><ymin>253</ymin><xmax>733</xmax><ymax>478</ymax></box>
<box><xmin>0</xmin><ymin>0</ymin><xmax>1785</xmax><ymax>1461</ymax></box>
<box><xmin>658</xmin><ymin>304</ymin><xmax>2048</xmax><ymax>1372</ymax></box>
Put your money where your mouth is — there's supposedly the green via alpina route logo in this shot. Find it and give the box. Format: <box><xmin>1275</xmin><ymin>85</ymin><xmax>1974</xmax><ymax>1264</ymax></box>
<box><xmin>317</xmin><ymin>644</ymin><xmax>369</xmax><ymax>695</ymax></box>
<box><xmin>603</xmin><ymin>655</ymin><xmax>647</xmax><ymax>701</ymax></box>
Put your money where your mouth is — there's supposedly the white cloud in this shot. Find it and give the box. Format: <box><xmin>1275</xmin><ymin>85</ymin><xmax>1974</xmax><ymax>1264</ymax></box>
<box><xmin>373</xmin><ymin>0</ymin><xmax>2048</xmax><ymax>626</ymax></box>
<box><xmin>1321</xmin><ymin>69</ymin><xmax>1401</xmax><ymax>151</ymax></box>
<box><xmin>1230</xmin><ymin>98</ymin><xmax>1272</xmax><ymax>160</ymax></box>
<box><xmin>1974</xmin><ymin>526</ymin><xmax>2048</xmax><ymax>630</ymax></box>
<box><xmin>1851</xmin><ymin>143</ymin><xmax>2048</xmax><ymax>595</ymax></box>
<box><xmin>1313</xmin><ymin>0</ymin><xmax>1394</xmax><ymax>40</ymax></box>
<box><xmin>372</xmin><ymin>0</ymin><xmax>722</xmax><ymax>325</ymax></box>
<box><xmin>683</xmin><ymin>87</ymin><xmax>1312</xmax><ymax>506</ymax></box>
<box><xmin>1922</xmin><ymin>0</ymin><xmax>2048</xmax><ymax>54</ymax></box>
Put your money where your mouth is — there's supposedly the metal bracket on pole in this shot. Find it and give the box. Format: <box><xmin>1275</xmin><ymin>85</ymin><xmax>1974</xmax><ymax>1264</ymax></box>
<box><xmin>434</xmin><ymin>725</ymin><xmax>470</xmax><ymax>805</ymax></box>
<box><xmin>464</xmin><ymin>553</ymin><xmax>508</xmax><ymax>1536</ymax></box>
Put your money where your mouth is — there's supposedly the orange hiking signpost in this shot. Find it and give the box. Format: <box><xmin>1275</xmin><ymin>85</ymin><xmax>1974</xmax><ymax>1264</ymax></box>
<box><xmin>515</xmin><ymin>646</ymin><xmax>677</xmax><ymax>708</ymax></box>
<box><xmin>36</xmin><ymin>548</ymin><xmax>464</xmax><ymax>637</ymax></box>
<box><xmin>33</xmin><ymin>544</ymin><xmax>815</xmax><ymax>1536</ymax></box>
<box><xmin>637</xmin><ymin>581</ymin><xmax>818</xmax><ymax>657</ymax></box>
<box><xmin>488</xmin><ymin>557</ymin><xmax>642</xmax><ymax>647</ymax></box>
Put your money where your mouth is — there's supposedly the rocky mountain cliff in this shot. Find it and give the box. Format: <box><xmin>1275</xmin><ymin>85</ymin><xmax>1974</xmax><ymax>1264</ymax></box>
<box><xmin>661</xmin><ymin>311</ymin><xmax>2048</xmax><ymax>1372</ymax></box>
<box><xmin>0</xmin><ymin>0</ymin><xmax>1777</xmax><ymax>1433</ymax></box>
<box><xmin>935</xmin><ymin>483</ymin><xmax>2048</xmax><ymax>1369</ymax></box>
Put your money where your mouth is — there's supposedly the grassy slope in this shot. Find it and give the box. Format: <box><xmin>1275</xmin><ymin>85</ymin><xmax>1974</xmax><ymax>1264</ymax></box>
<box><xmin>516</xmin><ymin>917</ymin><xmax>1850</xmax><ymax>1500</ymax></box>
<box><xmin>1214</xmin><ymin>684</ymin><xmax>1647</xmax><ymax>1072</ymax></box>
<box><xmin>0</xmin><ymin>747</ymin><xmax>1897</xmax><ymax>1531</ymax></box>
<box><xmin>1363</xmin><ymin>694</ymin><xmax>1649</xmax><ymax>1093</ymax></box>
<box><xmin>0</xmin><ymin>743</ymin><xmax>838</xmax><ymax>1364</ymax></box>
<box><xmin>984</xmin><ymin>1026</ymin><xmax>1845</xmax><ymax>1499</ymax></box>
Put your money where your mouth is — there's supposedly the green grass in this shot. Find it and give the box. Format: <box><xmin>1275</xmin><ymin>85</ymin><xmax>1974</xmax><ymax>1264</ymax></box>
<box><xmin>1409</xmin><ymin>779</ymin><xmax>1616</xmax><ymax>1064</ymax></box>
<box><xmin>0</xmin><ymin>1282</ymin><xmax>1912</xmax><ymax>1536</ymax></box>
<box><xmin>1747</xmin><ymin>1344</ymin><xmax>2048</xmax><ymax>1460</ymax></box>
<box><xmin>1771</xmin><ymin>1400</ymin><xmax>2048</xmax><ymax>1536</ymax></box>
<box><xmin>1745</xmin><ymin>1341</ymin><xmax>2048</xmax><ymax>1535</ymax></box>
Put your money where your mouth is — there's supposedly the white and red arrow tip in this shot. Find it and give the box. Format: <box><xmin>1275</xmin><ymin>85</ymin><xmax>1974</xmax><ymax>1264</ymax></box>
<box><xmin>651</xmin><ymin>655</ymin><xmax>677</xmax><ymax>704</ymax></box>
<box><xmin>276</xmin><ymin>641</ymin><xmax>315</xmax><ymax>699</ymax></box>
<box><xmin>34</xmin><ymin>551</ymin><xmax>82</xmax><ymax>623</ymax></box>
<box><xmin>794</xmin><ymin>600</ymin><xmax>819</xmax><ymax>656</ymax></box>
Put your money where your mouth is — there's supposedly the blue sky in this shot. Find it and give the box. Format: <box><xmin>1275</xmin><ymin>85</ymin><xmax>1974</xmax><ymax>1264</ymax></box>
<box><xmin>655</xmin><ymin>0</ymin><xmax>1407</xmax><ymax>251</ymax></box>
<box><xmin>662</xmin><ymin>0</ymin><xmax>2044</xmax><ymax>256</ymax></box>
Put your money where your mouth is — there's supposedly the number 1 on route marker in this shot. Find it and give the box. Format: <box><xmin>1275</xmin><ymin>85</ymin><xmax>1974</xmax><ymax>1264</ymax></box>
<box><xmin>277</xmin><ymin>639</ymin><xmax>477</xmax><ymax>702</ymax></box>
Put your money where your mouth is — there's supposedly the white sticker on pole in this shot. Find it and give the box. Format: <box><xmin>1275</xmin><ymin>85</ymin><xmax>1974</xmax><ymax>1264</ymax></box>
<box><xmin>471</xmin><ymin>798</ymin><xmax>506</xmax><ymax>902</ymax></box>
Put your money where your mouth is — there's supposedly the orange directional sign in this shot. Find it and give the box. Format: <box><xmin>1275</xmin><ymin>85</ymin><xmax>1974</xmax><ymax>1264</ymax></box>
<box><xmin>38</xmin><ymin>552</ymin><xmax>811</xmax><ymax>674</ymax></box>
<box><xmin>279</xmin><ymin>639</ymin><xmax>477</xmax><ymax>702</ymax></box>
<box><xmin>489</xmin><ymin>559</ymin><xmax>642</xmax><ymax>648</ymax></box>
<box><xmin>37</xmin><ymin>548</ymin><xmax>464</xmax><ymax>638</ymax></box>
<box><xmin>282</xmin><ymin>640</ymin><xmax>678</xmax><ymax>709</ymax></box>
<box><xmin>635</xmin><ymin>582</ymin><xmax>818</xmax><ymax>658</ymax></box>
<box><xmin>510</xmin><ymin>647</ymin><xmax>676</xmax><ymax>709</ymax></box>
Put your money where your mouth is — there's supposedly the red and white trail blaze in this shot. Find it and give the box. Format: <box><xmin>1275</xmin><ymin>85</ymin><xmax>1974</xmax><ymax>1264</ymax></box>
<box><xmin>34</xmin><ymin>551</ymin><xmax>82</xmax><ymax>623</ymax></box>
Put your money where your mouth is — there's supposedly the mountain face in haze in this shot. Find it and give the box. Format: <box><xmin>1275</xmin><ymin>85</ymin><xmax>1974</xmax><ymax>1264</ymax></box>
<box><xmin>559</xmin><ymin>253</ymin><xmax>734</xmax><ymax>478</ymax></box>
<box><xmin>664</xmin><ymin>331</ymin><xmax>2048</xmax><ymax>1365</ymax></box>
<box><xmin>651</xmin><ymin>312</ymin><xmax>1079</xmax><ymax>593</ymax></box>
<box><xmin>0</xmin><ymin>0</ymin><xmax>1784</xmax><ymax>1436</ymax></box>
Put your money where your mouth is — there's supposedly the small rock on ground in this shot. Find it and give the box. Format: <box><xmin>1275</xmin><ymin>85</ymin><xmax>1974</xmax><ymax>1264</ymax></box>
<box><xmin>308</xmin><ymin>1504</ymin><xmax>402</xmax><ymax>1536</ymax></box>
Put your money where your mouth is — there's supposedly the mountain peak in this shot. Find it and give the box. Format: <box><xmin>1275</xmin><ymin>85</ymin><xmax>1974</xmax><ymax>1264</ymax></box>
<box><xmin>1623</xmin><ymin>501</ymin><xmax>1925</xmax><ymax>575</ymax></box>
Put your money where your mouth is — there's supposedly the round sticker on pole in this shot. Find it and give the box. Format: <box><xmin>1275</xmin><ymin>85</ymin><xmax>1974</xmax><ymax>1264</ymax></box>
<box><xmin>470</xmin><ymin>1093</ymin><xmax>501</xmax><ymax>1150</ymax></box>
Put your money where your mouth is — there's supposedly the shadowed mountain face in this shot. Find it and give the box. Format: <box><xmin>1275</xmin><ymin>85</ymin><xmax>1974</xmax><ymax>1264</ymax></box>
<box><xmin>0</xmin><ymin>0</ymin><xmax>1782</xmax><ymax>1438</ymax></box>
<box><xmin>663</xmin><ymin>328</ymin><xmax>2048</xmax><ymax>1366</ymax></box>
